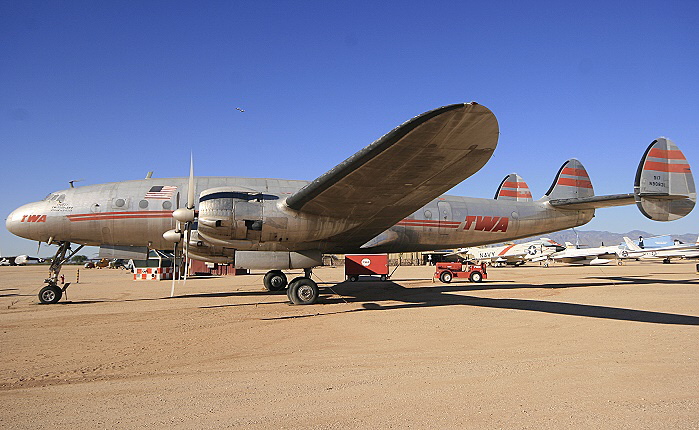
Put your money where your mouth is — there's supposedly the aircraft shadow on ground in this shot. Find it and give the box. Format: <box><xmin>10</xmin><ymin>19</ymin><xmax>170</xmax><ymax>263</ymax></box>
<box><xmin>45</xmin><ymin>275</ymin><xmax>699</xmax><ymax>326</ymax></box>
<box><xmin>296</xmin><ymin>277</ymin><xmax>699</xmax><ymax>326</ymax></box>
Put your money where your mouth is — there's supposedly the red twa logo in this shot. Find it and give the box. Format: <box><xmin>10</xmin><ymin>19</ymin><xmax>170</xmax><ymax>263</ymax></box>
<box><xmin>21</xmin><ymin>214</ymin><xmax>47</xmax><ymax>223</ymax></box>
<box><xmin>464</xmin><ymin>216</ymin><xmax>508</xmax><ymax>232</ymax></box>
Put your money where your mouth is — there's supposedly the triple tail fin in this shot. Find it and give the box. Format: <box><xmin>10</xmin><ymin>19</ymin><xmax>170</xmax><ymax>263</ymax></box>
<box><xmin>494</xmin><ymin>174</ymin><xmax>533</xmax><ymax>201</ymax></box>
<box><xmin>543</xmin><ymin>159</ymin><xmax>594</xmax><ymax>200</ymax></box>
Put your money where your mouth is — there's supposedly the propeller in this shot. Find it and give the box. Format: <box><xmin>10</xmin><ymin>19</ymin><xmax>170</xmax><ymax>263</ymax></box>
<box><xmin>164</xmin><ymin>155</ymin><xmax>197</xmax><ymax>297</ymax></box>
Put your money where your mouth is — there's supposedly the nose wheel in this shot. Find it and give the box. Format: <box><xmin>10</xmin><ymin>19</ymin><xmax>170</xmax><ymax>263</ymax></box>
<box><xmin>37</xmin><ymin>241</ymin><xmax>84</xmax><ymax>304</ymax></box>
<box><xmin>38</xmin><ymin>284</ymin><xmax>62</xmax><ymax>304</ymax></box>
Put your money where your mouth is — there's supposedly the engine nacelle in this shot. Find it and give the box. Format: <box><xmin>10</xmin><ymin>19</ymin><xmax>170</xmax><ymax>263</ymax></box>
<box><xmin>197</xmin><ymin>186</ymin><xmax>269</xmax><ymax>244</ymax></box>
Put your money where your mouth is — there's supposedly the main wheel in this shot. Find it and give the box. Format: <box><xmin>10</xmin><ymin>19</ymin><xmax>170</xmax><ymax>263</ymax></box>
<box><xmin>38</xmin><ymin>285</ymin><xmax>62</xmax><ymax>304</ymax></box>
<box><xmin>469</xmin><ymin>271</ymin><xmax>483</xmax><ymax>283</ymax></box>
<box><xmin>348</xmin><ymin>275</ymin><xmax>358</xmax><ymax>282</ymax></box>
<box><xmin>439</xmin><ymin>271</ymin><xmax>452</xmax><ymax>283</ymax></box>
<box><xmin>288</xmin><ymin>277</ymin><xmax>319</xmax><ymax>305</ymax></box>
<box><xmin>380</xmin><ymin>275</ymin><xmax>387</xmax><ymax>281</ymax></box>
<box><xmin>263</xmin><ymin>270</ymin><xmax>287</xmax><ymax>291</ymax></box>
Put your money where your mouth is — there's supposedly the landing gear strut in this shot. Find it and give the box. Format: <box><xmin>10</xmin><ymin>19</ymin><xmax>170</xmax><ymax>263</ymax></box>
<box><xmin>38</xmin><ymin>241</ymin><xmax>84</xmax><ymax>304</ymax></box>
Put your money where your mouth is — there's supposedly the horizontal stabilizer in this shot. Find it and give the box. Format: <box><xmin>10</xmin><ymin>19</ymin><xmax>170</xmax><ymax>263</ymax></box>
<box><xmin>549</xmin><ymin>138</ymin><xmax>696</xmax><ymax>219</ymax></box>
<box><xmin>494</xmin><ymin>174</ymin><xmax>533</xmax><ymax>201</ymax></box>
<box><xmin>634</xmin><ymin>138</ymin><xmax>696</xmax><ymax>221</ymax></box>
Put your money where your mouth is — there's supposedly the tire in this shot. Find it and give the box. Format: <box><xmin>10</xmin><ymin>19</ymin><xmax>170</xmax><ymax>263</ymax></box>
<box><xmin>38</xmin><ymin>285</ymin><xmax>62</xmax><ymax>304</ymax></box>
<box><xmin>288</xmin><ymin>278</ymin><xmax>319</xmax><ymax>305</ymax></box>
<box><xmin>348</xmin><ymin>275</ymin><xmax>358</xmax><ymax>282</ymax></box>
<box><xmin>469</xmin><ymin>271</ymin><xmax>483</xmax><ymax>283</ymax></box>
<box><xmin>439</xmin><ymin>271</ymin><xmax>452</xmax><ymax>283</ymax></box>
<box><xmin>263</xmin><ymin>270</ymin><xmax>287</xmax><ymax>292</ymax></box>
<box><xmin>380</xmin><ymin>275</ymin><xmax>387</xmax><ymax>282</ymax></box>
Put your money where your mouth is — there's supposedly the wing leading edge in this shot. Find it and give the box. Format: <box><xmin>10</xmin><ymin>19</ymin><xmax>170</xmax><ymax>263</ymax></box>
<box><xmin>285</xmin><ymin>102</ymin><xmax>499</xmax><ymax>248</ymax></box>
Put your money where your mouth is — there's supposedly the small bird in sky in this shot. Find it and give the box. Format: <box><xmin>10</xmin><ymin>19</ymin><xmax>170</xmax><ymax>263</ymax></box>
<box><xmin>236</xmin><ymin>107</ymin><xmax>245</xmax><ymax>112</ymax></box>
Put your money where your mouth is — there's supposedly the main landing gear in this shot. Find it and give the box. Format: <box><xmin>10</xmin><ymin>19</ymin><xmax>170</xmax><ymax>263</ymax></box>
<box><xmin>38</xmin><ymin>241</ymin><xmax>84</xmax><ymax>304</ymax></box>
<box><xmin>263</xmin><ymin>268</ymin><xmax>319</xmax><ymax>305</ymax></box>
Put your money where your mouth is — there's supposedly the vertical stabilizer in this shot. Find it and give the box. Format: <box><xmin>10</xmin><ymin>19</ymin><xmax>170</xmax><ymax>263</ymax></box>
<box><xmin>494</xmin><ymin>174</ymin><xmax>533</xmax><ymax>201</ymax></box>
<box><xmin>634</xmin><ymin>138</ymin><xmax>696</xmax><ymax>221</ymax></box>
<box><xmin>623</xmin><ymin>237</ymin><xmax>642</xmax><ymax>251</ymax></box>
<box><xmin>544</xmin><ymin>159</ymin><xmax>594</xmax><ymax>200</ymax></box>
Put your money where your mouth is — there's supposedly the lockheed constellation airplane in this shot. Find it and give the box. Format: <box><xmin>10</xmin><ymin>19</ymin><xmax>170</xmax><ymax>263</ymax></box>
<box><xmin>5</xmin><ymin>103</ymin><xmax>696</xmax><ymax>304</ymax></box>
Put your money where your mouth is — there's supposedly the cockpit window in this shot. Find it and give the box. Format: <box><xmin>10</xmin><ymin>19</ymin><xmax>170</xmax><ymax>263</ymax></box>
<box><xmin>58</xmin><ymin>194</ymin><xmax>66</xmax><ymax>203</ymax></box>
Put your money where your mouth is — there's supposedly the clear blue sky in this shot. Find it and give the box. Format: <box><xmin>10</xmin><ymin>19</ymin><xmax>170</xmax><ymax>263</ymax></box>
<box><xmin>1</xmin><ymin>1</ymin><xmax>698</xmax><ymax>257</ymax></box>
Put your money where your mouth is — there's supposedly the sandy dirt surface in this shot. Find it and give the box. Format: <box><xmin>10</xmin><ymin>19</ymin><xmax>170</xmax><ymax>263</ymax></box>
<box><xmin>1</xmin><ymin>261</ymin><xmax>698</xmax><ymax>429</ymax></box>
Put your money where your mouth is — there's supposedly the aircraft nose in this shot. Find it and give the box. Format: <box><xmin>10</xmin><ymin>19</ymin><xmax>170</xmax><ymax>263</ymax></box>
<box><xmin>6</xmin><ymin>202</ymin><xmax>42</xmax><ymax>240</ymax></box>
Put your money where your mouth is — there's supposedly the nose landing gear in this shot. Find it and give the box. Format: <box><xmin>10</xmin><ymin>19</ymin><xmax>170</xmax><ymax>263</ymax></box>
<box><xmin>38</xmin><ymin>241</ymin><xmax>84</xmax><ymax>304</ymax></box>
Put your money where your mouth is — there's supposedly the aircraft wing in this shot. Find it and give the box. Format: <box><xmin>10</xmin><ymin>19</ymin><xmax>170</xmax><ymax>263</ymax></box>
<box><xmin>284</xmin><ymin>103</ymin><xmax>499</xmax><ymax>249</ymax></box>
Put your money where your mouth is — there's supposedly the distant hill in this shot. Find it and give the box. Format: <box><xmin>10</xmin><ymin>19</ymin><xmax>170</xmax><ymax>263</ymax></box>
<box><xmin>525</xmin><ymin>230</ymin><xmax>698</xmax><ymax>247</ymax></box>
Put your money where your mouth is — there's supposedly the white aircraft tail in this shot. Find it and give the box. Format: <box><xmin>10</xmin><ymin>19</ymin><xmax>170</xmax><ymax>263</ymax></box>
<box><xmin>543</xmin><ymin>159</ymin><xmax>594</xmax><ymax>200</ymax></box>
<box><xmin>494</xmin><ymin>173</ymin><xmax>533</xmax><ymax>202</ymax></box>
<box><xmin>623</xmin><ymin>237</ymin><xmax>642</xmax><ymax>251</ymax></box>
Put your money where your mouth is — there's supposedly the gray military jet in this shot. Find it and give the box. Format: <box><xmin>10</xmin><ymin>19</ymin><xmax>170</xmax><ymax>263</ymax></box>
<box><xmin>5</xmin><ymin>103</ymin><xmax>696</xmax><ymax>304</ymax></box>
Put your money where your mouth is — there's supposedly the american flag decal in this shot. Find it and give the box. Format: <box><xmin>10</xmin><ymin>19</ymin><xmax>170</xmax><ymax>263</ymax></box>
<box><xmin>145</xmin><ymin>185</ymin><xmax>177</xmax><ymax>200</ymax></box>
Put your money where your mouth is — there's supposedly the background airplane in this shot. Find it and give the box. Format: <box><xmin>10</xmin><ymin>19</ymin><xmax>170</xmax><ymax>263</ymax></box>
<box><xmin>0</xmin><ymin>254</ymin><xmax>43</xmax><ymax>266</ymax></box>
<box><xmin>6</xmin><ymin>103</ymin><xmax>696</xmax><ymax>304</ymax></box>
<box><xmin>621</xmin><ymin>235</ymin><xmax>699</xmax><ymax>263</ymax></box>
<box><xmin>544</xmin><ymin>242</ymin><xmax>626</xmax><ymax>266</ymax></box>
<box><xmin>451</xmin><ymin>237</ymin><xmax>563</xmax><ymax>266</ymax></box>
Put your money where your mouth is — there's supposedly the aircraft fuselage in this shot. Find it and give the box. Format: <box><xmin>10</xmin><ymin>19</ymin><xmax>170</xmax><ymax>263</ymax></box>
<box><xmin>6</xmin><ymin>177</ymin><xmax>593</xmax><ymax>259</ymax></box>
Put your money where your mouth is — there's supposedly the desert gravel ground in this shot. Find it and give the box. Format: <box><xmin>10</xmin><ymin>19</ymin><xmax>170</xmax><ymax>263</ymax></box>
<box><xmin>1</xmin><ymin>260</ymin><xmax>698</xmax><ymax>429</ymax></box>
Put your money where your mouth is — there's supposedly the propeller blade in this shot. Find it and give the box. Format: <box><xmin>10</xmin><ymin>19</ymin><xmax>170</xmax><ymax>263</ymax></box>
<box><xmin>187</xmin><ymin>154</ymin><xmax>195</xmax><ymax>210</ymax></box>
<box><xmin>170</xmin><ymin>241</ymin><xmax>178</xmax><ymax>298</ymax></box>
<box><xmin>183</xmin><ymin>226</ymin><xmax>190</xmax><ymax>287</ymax></box>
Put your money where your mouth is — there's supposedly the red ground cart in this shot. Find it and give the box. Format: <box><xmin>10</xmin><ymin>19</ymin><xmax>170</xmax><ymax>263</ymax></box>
<box><xmin>434</xmin><ymin>262</ymin><xmax>487</xmax><ymax>283</ymax></box>
<box><xmin>345</xmin><ymin>254</ymin><xmax>390</xmax><ymax>282</ymax></box>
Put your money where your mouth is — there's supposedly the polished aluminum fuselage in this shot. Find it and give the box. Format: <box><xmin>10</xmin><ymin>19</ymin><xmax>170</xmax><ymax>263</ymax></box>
<box><xmin>6</xmin><ymin>177</ymin><xmax>593</xmax><ymax>257</ymax></box>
